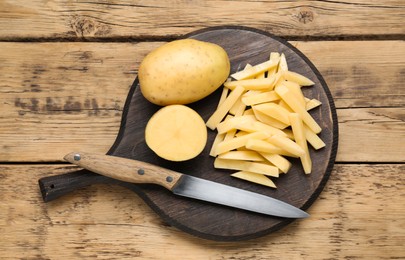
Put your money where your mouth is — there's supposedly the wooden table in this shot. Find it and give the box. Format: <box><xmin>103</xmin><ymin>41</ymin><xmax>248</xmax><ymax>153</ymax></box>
<box><xmin>1</xmin><ymin>1</ymin><xmax>404</xmax><ymax>259</ymax></box>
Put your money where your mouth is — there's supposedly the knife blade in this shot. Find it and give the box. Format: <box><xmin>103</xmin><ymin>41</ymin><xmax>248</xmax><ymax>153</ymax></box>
<box><xmin>64</xmin><ymin>152</ymin><xmax>309</xmax><ymax>218</ymax></box>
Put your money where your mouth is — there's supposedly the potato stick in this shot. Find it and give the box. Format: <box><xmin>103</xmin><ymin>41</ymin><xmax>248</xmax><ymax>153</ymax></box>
<box><xmin>234</xmin><ymin>131</ymin><xmax>250</xmax><ymax>137</ymax></box>
<box><xmin>304</xmin><ymin>125</ymin><xmax>326</xmax><ymax>150</ymax></box>
<box><xmin>242</xmin><ymin>91</ymin><xmax>280</xmax><ymax>106</ymax></box>
<box><xmin>278</xmin><ymin>53</ymin><xmax>288</xmax><ymax>72</ymax></box>
<box><xmin>234</xmin><ymin>120</ymin><xmax>257</xmax><ymax>133</ymax></box>
<box><xmin>289</xmin><ymin>113</ymin><xmax>312</xmax><ymax>174</ymax></box>
<box><xmin>216</xmin><ymin>116</ymin><xmax>234</xmax><ymax>134</ymax></box>
<box><xmin>283</xmin><ymin>80</ymin><xmax>306</xmax><ymax>107</ymax></box>
<box><xmin>224</xmin><ymin>77</ymin><xmax>275</xmax><ymax>90</ymax></box>
<box><xmin>267</xmin><ymin>135</ymin><xmax>305</xmax><ymax>158</ymax></box>
<box><xmin>273</xmin><ymin>71</ymin><xmax>285</xmax><ymax>87</ymax></box>
<box><xmin>252</xmin><ymin>121</ymin><xmax>288</xmax><ymax>137</ymax></box>
<box><xmin>259</xmin><ymin>152</ymin><xmax>292</xmax><ymax>173</ymax></box>
<box><xmin>267</xmin><ymin>52</ymin><xmax>280</xmax><ymax>68</ymax></box>
<box><xmin>231</xmin><ymin>171</ymin><xmax>276</xmax><ymax>188</ymax></box>
<box><xmin>243</xmin><ymin>108</ymin><xmax>255</xmax><ymax>116</ymax></box>
<box><xmin>209</xmin><ymin>132</ymin><xmax>225</xmax><ymax>157</ymax></box>
<box><xmin>245</xmin><ymin>139</ymin><xmax>298</xmax><ymax>158</ymax></box>
<box><xmin>214</xmin><ymin>158</ymin><xmax>279</xmax><ymax>177</ymax></box>
<box><xmin>256</xmin><ymin>71</ymin><xmax>266</xmax><ymax>79</ymax></box>
<box><xmin>229</xmin><ymin>96</ymin><xmax>246</xmax><ymax>116</ymax></box>
<box><xmin>217</xmin><ymin>87</ymin><xmax>229</xmax><ymax>108</ymax></box>
<box><xmin>231</xmin><ymin>58</ymin><xmax>280</xmax><ymax>80</ymax></box>
<box><xmin>278</xmin><ymin>99</ymin><xmax>293</xmax><ymax>112</ymax></box>
<box><xmin>282</xmin><ymin>128</ymin><xmax>295</xmax><ymax>140</ymax></box>
<box><xmin>243</xmin><ymin>90</ymin><xmax>263</xmax><ymax>97</ymax></box>
<box><xmin>253</xmin><ymin>108</ymin><xmax>289</xmax><ymax>129</ymax></box>
<box><xmin>206</xmin><ymin>85</ymin><xmax>245</xmax><ymax>130</ymax></box>
<box><xmin>216</xmin><ymin>115</ymin><xmax>256</xmax><ymax>134</ymax></box>
<box><xmin>275</xmin><ymin>84</ymin><xmax>322</xmax><ymax>133</ymax></box>
<box><xmin>215</xmin><ymin>131</ymin><xmax>269</xmax><ymax>155</ymax></box>
<box><xmin>218</xmin><ymin>150</ymin><xmax>264</xmax><ymax>162</ymax></box>
<box><xmin>267</xmin><ymin>67</ymin><xmax>277</xmax><ymax>79</ymax></box>
<box><xmin>283</xmin><ymin>70</ymin><xmax>315</xmax><ymax>86</ymax></box>
<box><xmin>224</xmin><ymin>128</ymin><xmax>237</xmax><ymax>141</ymax></box>
<box><xmin>253</xmin><ymin>103</ymin><xmax>291</xmax><ymax>125</ymax></box>
<box><xmin>306</xmin><ymin>98</ymin><xmax>322</xmax><ymax>111</ymax></box>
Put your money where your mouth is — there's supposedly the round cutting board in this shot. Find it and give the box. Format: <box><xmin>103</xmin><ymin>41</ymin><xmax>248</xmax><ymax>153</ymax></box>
<box><xmin>39</xmin><ymin>26</ymin><xmax>338</xmax><ymax>241</ymax></box>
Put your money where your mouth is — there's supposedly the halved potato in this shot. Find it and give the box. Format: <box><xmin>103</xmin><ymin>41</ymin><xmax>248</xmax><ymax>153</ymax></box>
<box><xmin>145</xmin><ymin>105</ymin><xmax>207</xmax><ymax>161</ymax></box>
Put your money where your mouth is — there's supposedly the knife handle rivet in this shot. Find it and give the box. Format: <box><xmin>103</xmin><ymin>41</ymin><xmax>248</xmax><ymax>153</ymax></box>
<box><xmin>137</xmin><ymin>168</ymin><xmax>145</xmax><ymax>175</ymax></box>
<box><xmin>166</xmin><ymin>176</ymin><xmax>173</xmax><ymax>183</ymax></box>
<box><xmin>73</xmin><ymin>154</ymin><xmax>81</xmax><ymax>161</ymax></box>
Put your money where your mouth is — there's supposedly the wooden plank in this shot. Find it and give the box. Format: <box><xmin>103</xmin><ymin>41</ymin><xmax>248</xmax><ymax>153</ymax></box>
<box><xmin>0</xmin><ymin>41</ymin><xmax>403</xmax><ymax>162</ymax></box>
<box><xmin>291</xmin><ymin>41</ymin><xmax>405</xmax><ymax>108</ymax></box>
<box><xmin>0</xmin><ymin>1</ymin><xmax>404</xmax><ymax>39</ymax></box>
<box><xmin>0</xmin><ymin>164</ymin><xmax>403</xmax><ymax>259</ymax></box>
<box><xmin>337</xmin><ymin>107</ymin><xmax>405</xmax><ymax>162</ymax></box>
<box><xmin>0</xmin><ymin>42</ymin><xmax>161</xmax><ymax>161</ymax></box>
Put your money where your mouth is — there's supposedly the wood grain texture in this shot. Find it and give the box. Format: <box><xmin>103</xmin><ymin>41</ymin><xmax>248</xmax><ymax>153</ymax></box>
<box><xmin>337</xmin><ymin>107</ymin><xmax>405</xmax><ymax>162</ymax></box>
<box><xmin>0</xmin><ymin>0</ymin><xmax>404</xmax><ymax>39</ymax></box>
<box><xmin>64</xmin><ymin>152</ymin><xmax>183</xmax><ymax>190</ymax></box>
<box><xmin>1</xmin><ymin>0</ymin><xmax>403</xmax><ymax>257</ymax></box>
<box><xmin>0</xmin><ymin>41</ymin><xmax>404</xmax><ymax>162</ymax></box>
<box><xmin>35</xmin><ymin>27</ymin><xmax>338</xmax><ymax>241</ymax></box>
<box><xmin>1</xmin><ymin>164</ymin><xmax>404</xmax><ymax>259</ymax></box>
<box><xmin>291</xmin><ymin>41</ymin><xmax>405</xmax><ymax>109</ymax></box>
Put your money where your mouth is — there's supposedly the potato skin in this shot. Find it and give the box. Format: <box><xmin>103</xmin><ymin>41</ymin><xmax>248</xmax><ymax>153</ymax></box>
<box><xmin>138</xmin><ymin>39</ymin><xmax>230</xmax><ymax>106</ymax></box>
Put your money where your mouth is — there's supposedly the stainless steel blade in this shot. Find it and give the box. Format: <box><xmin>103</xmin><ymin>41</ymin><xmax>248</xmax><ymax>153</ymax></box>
<box><xmin>172</xmin><ymin>175</ymin><xmax>309</xmax><ymax>218</ymax></box>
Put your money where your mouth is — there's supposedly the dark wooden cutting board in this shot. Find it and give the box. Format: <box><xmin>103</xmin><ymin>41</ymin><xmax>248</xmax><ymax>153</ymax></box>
<box><xmin>39</xmin><ymin>26</ymin><xmax>338</xmax><ymax>241</ymax></box>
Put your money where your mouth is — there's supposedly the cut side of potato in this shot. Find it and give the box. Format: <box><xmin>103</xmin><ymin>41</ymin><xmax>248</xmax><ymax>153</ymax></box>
<box><xmin>267</xmin><ymin>135</ymin><xmax>305</xmax><ymax>158</ymax></box>
<box><xmin>278</xmin><ymin>53</ymin><xmax>288</xmax><ymax>72</ymax></box>
<box><xmin>206</xmin><ymin>51</ymin><xmax>324</xmax><ymax>188</ymax></box>
<box><xmin>306</xmin><ymin>98</ymin><xmax>322</xmax><ymax>111</ymax></box>
<box><xmin>283</xmin><ymin>71</ymin><xmax>315</xmax><ymax>86</ymax></box>
<box><xmin>206</xmin><ymin>85</ymin><xmax>245</xmax><ymax>130</ymax></box>
<box><xmin>283</xmin><ymin>81</ymin><xmax>306</xmax><ymax>107</ymax></box>
<box><xmin>214</xmin><ymin>158</ymin><xmax>279</xmax><ymax>177</ymax></box>
<box><xmin>259</xmin><ymin>152</ymin><xmax>292</xmax><ymax>173</ymax></box>
<box><xmin>210</xmin><ymin>132</ymin><xmax>225</xmax><ymax>157</ymax></box>
<box><xmin>229</xmin><ymin>96</ymin><xmax>247</xmax><ymax>116</ymax></box>
<box><xmin>245</xmin><ymin>139</ymin><xmax>297</xmax><ymax>158</ymax></box>
<box><xmin>304</xmin><ymin>125</ymin><xmax>326</xmax><ymax>150</ymax></box>
<box><xmin>218</xmin><ymin>115</ymin><xmax>259</xmax><ymax>134</ymax></box>
<box><xmin>231</xmin><ymin>58</ymin><xmax>280</xmax><ymax>80</ymax></box>
<box><xmin>289</xmin><ymin>113</ymin><xmax>312</xmax><ymax>174</ymax></box>
<box><xmin>253</xmin><ymin>108</ymin><xmax>289</xmax><ymax>129</ymax></box>
<box><xmin>231</xmin><ymin>171</ymin><xmax>276</xmax><ymax>188</ymax></box>
<box><xmin>224</xmin><ymin>78</ymin><xmax>275</xmax><ymax>90</ymax></box>
<box><xmin>253</xmin><ymin>103</ymin><xmax>292</xmax><ymax>125</ymax></box>
<box><xmin>217</xmin><ymin>86</ymin><xmax>230</xmax><ymax>108</ymax></box>
<box><xmin>218</xmin><ymin>150</ymin><xmax>264</xmax><ymax>161</ymax></box>
<box><xmin>214</xmin><ymin>131</ymin><xmax>269</xmax><ymax>155</ymax></box>
<box><xmin>252</xmin><ymin>121</ymin><xmax>288</xmax><ymax>137</ymax></box>
<box><xmin>275</xmin><ymin>84</ymin><xmax>322</xmax><ymax>134</ymax></box>
<box><xmin>145</xmin><ymin>105</ymin><xmax>207</xmax><ymax>161</ymax></box>
<box><xmin>242</xmin><ymin>90</ymin><xmax>279</xmax><ymax>106</ymax></box>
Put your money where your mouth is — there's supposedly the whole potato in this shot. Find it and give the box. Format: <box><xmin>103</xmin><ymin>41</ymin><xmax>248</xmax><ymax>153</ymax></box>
<box><xmin>138</xmin><ymin>39</ymin><xmax>230</xmax><ymax>106</ymax></box>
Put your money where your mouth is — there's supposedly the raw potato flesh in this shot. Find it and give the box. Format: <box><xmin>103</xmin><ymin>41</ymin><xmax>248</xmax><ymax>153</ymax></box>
<box><xmin>206</xmin><ymin>51</ymin><xmax>325</xmax><ymax>188</ymax></box>
<box><xmin>145</xmin><ymin>105</ymin><xmax>207</xmax><ymax>161</ymax></box>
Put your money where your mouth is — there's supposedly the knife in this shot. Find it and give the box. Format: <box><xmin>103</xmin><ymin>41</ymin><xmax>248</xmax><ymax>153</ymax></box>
<box><xmin>64</xmin><ymin>152</ymin><xmax>309</xmax><ymax>218</ymax></box>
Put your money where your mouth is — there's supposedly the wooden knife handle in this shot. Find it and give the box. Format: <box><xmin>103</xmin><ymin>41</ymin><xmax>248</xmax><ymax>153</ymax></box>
<box><xmin>64</xmin><ymin>152</ymin><xmax>183</xmax><ymax>190</ymax></box>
